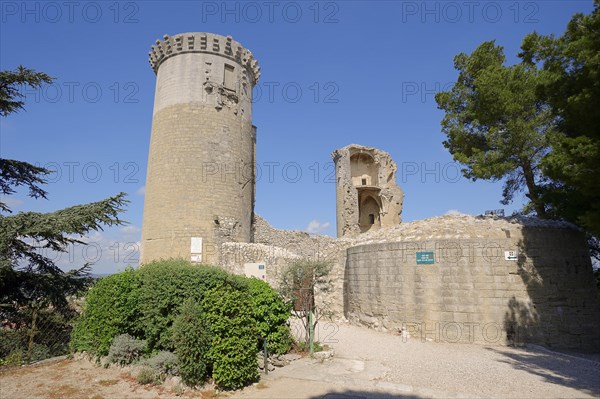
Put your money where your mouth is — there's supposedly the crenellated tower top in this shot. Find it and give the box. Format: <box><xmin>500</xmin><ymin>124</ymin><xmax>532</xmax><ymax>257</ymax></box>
<box><xmin>148</xmin><ymin>32</ymin><xmax>261</xmax><ymax>84</ymax></box>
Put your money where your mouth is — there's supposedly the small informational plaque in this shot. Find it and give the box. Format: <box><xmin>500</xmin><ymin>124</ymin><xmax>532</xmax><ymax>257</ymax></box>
<box><xmin>416</xmin><ymin>251</ymin><xmax>435</xmax><ymax>264</ymax></box>
<box><xmin>244</xmin><ymin>262</ymin><xmax>267</xmax><ymax>280</ymax></box>
<box><xmin>191</xmin><ymin>237</ymin><xmax>202</xmax><ymax>253</ymax></box>
<box><xmin>191</xmin><ymin>237</ymin><xmax>202</xmax><ymax>263</ymax></box>
<box><xmin>504</xmin><ymin>250</ymin><xmax>518</xmax><ymax>261</ymax></box>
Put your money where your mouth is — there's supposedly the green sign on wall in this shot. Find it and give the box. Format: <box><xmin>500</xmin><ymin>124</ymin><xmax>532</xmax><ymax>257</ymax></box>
<box><xmin>416</xmin><ymin>251</ymin><xmax>435</xmax><ymax>264</ymax></box>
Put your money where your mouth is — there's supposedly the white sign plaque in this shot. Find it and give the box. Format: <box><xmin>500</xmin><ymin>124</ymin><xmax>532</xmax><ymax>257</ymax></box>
<box><xmin>244</xmin><ymin>262</ymin><xmax>267</xmax><ymax>280</ymax></box>
<box><xmin>504</xmin><ymin>250</ymin><xmax>518</xmax><ymax>261</ymax></box>
<box><xmin>191</xmin><ymin>237</ymin><xmax>203</xmax><ymax>254</ymax></box>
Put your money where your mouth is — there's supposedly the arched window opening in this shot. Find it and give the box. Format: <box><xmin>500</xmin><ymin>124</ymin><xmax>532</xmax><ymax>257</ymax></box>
<box><xmin>359</xmin><ymin>194</ymin><xmax>381</xmax><ymax>233</ymax></box>
<box><xmin>350</xmin><ymin>152</ymin><xmax>378</xmax><ymax>187</ymax></box>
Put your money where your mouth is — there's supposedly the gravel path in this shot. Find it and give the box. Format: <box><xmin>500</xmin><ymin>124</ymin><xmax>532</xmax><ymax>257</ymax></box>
<box><xmin>236</xmin><ymin>321</ymin><xmax>600</xmax><ymax>398</ymax></box>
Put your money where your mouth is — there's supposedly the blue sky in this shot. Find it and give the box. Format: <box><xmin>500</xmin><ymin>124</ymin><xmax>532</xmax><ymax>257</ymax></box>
<box><xmin>0</xmin><ymin>1</ymin><xmax>593</xmax><ymax>274</ymax></box>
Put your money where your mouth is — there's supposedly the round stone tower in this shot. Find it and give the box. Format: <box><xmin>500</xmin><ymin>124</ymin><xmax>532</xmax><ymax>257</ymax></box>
<box><xmin>141</xmin><ymin>32</ymin><xmax>260</xmax><ymax>265</ymax></box>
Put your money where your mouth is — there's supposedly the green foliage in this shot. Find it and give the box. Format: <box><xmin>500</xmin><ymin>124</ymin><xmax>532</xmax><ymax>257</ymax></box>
<box><xmin>246</xmin><ymin>278</ymin><xmax>293</xmax><ymax>355</ymax></box>
<box><xmin>0</xmin><ymin>66</ymin><xmax>53</xmax><ymax>117</ymax></box>
<box><xmin>0</xmin><ymin>65</ymin><xmax>127</xmax><ymax>366</ymax></box>
<box><xmin>520</xmin><ymin>1</ymin><xmax>600</xmax><ymax>235</ymax></box>
<box><xmin>171</xmin><ymin>299</ymin><xmax>210</xmax><ymax>387</ymax></box>
<box><xmin>278</xmin><ymin>260</ymin><xmax>333</xmax><ymax>348</ymax></box>
<box><xmin>69</xmin><ymin>262</ymin><xmax>297</xmax><ymax>390</ymax></box>
<box><xmin>0</xmin><ymin>307</ymin><xmax>75</xmax><ymax>365</ymax></box>
<box><xmin>0</xmin><ymin>193</ymin><xmax>127</xmax><ymax>284</ymax></box>
<box><xmin>0</xmin><ymin>159</ymin><xmax>49</xmax><ymax>213</ymax></box>
<box><xmin>202</xmin><ymin>286</ymin><xmax>258</xmax><ymax>390</ymax></box>
<box><xmin>106</xmin><ymin>334</ymin><xmax>146</xmax><ymax>366</ymax></box>
<box><xmin>137</xmin><ymin>259</ymin><xmax>245</xmax><ymax>351</ymax></box>
<box><xmin>267</xmin><ymin>324</ymin><xmax>294</xmax><ymax>355</ymax></box>
<box><xmin>144</xmin><ymin>351</ymin><xmax>179</xmax><ymax>378</ymax></box>
<box><xmin>0</xmin><ymin>350</ymin><xmax>23</xmax><ymax>367</ymax></box>
<box><xmin>295</xmin><ymin>340</ymin><xmax>324</xmax><ymax>353</ymax></box>
<box><xmin>435</xmin><ymin>41</ymin><xmax>553</xmax><ymax>217</ymax></box>
<box><xmin>0</xmin><ymin>191</ymin><xmax>126</xmax><ymax>359</ymax></box>
<box><xmin>0</xmin><ymin>329</ymin><xmax>26</xmax><ymax>360</ymax></box>
<box><xmin>71</xmin><ymin>268</ymin><xmax>141</xmax><ymax>356</ymax></box>
<box><xmin>279</xmin><ymin>260</ymin><xmax>333</xmax><ymax>302</ymax></box>
<box><xmin>435</xmin><ymin>2</ymin><xmax>600</xmax><ymax>234</ymax></box>
<box><xmin>136</xmin><ymin>366</ymin><xmax>160</xmax><ymax>385</ymax></box>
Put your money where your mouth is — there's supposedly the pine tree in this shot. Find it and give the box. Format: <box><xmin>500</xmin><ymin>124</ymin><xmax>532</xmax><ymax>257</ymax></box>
<box><xmin>0</xmin><ymin>66</ymin><xmax>128</xmax><ymax>352</ymax></box>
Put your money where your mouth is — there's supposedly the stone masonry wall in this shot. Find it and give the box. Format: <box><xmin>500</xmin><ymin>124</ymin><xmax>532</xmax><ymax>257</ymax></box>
<box><xmin>141</xmin><ymin>33</ymin><xmax>259</xmax><ymax>265</ymax></box>
<box><xmin>332</xmin><ymin>144</ymin><xmax>404</xmax><ymax>238</ymax></box>
<box><xmin>219</xmin><ymin>215</ymin><xmax>349</xmax><ymax>318</ymax></box>
<box><xmin>344</xmin><ymin>216</ymin><xmax>600</xmax><ymax>351</ymax></box>
<box><xmin>219</xmin><ymin>213</ymin><xmax>600</xmax><ymax>351</ymax></box>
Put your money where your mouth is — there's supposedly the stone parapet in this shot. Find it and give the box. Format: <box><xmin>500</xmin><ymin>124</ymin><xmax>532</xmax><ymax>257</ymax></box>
<box><xmin>149</xmin><ymin>32</ymin><xmax>260</xmax><ymax>84</ymax></box>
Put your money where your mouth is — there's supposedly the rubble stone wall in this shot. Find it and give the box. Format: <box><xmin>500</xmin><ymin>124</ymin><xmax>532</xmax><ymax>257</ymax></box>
<box><xmin>332</xmin><ymin>144</ymin><xmax>404</xmax><ymax>238</ymax></box>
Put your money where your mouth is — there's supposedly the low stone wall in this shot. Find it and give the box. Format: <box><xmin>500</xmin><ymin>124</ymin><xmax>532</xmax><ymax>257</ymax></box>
<box><xmin>220</xmin><ymin>241</ymin><xmax>300</xmax><ymax>287</ymax></box>
<box><xmin>219</xmin><ymin>213</ymin><xmax>600</xmax><ymax>351</ymax></box>
<box><xmin>225</xmin><ymin>215</ymin><xmax>349</xmax><ymax>317</ymax></box>
<box><xmin>251</xmin><ymin>215</ymin><xmax>339</xmax><ymax>260</ymax></box>
<box><xmin>344</xmin><ymin>226</ymin><xmax>600</xmax><ymax>351</ymax></box>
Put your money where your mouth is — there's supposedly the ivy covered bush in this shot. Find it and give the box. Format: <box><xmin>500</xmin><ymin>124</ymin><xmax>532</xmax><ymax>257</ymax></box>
<box><xmin>70</xmin><ymin>260</ymin><xmax>293</xmax><ymax>390</ymax></box>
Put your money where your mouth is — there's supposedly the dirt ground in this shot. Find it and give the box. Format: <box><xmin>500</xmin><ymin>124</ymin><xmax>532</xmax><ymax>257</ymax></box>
<box><xmin>2</xmin><ymin>323</ymin><xmax>600</xmax><ymax>399</ymax></box>
<box><xmin>0</xmin><ymin>356</ymin><xmax>205</xmax><ymax>399</ymax></box>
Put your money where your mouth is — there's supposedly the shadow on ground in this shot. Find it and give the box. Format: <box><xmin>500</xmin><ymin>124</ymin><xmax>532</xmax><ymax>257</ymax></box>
<box><xmin>308</xmin><ymin>391</ymin><xmax>424</xmax><ymax>399</ymax></box>
<box><xmin>486</xmin><ymin>346</ymin><xmax>600</xmax><ymax>397</ymax></box>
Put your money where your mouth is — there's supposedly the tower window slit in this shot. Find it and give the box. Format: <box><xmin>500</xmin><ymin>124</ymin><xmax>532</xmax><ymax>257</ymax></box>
<box><xmin>224</xmin><ymin>64</ymin><xmax>235</xmax><ymax>90</ymax></box>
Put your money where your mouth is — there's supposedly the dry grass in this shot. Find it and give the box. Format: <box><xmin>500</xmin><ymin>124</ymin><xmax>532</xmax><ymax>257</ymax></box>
<box><xmin>47</xmin><ymin>384</ymin><xmax>82</xmax><ymax>399</ymax></box>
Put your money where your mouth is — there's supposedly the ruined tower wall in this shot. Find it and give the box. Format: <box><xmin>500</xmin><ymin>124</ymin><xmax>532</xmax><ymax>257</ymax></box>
<box><xmin>333</xmin><ymin>145</ymin><xmax>404</xmax><ymax>238</ymax></box>
<box><xmin>141</xmin><ymin>33</ymin><xmax>260</xmax><ymax>264</ymax></box>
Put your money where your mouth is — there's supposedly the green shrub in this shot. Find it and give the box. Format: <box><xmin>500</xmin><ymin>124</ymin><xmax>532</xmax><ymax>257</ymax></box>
<box><xmin>202</xmin><ymin>286</ymin><xmax>258</xmax><ymax>389</ymax></box>
<box><xmin>0</xmin><ymin>351</ymin><xmax>23</xmax><ymax>367</ymax></box>
<box><xmin>246</xmin><ymin>278</ymin><xmax>293</xmax><ymax>355</ymax></box>
<box><xmin>68</xmin><ymin>260</ymin><xmax>297</xmax><ymax>392</ymax></box>
<box><xmin>136</xmin><ymin>366</ymin><xmax>160</xmax><ymax>385</ymax></box>
<box><xmin>137</xmin><ymin>259</ymin><xmax>245</xmax><ymax>351</ymax></box>
<box><xmin>106</xmin><ymin>334</ymin><xmax>146</xmax><ymax>366</ymax></box>
<box><xmin>295</xmin><ymin>340</ymin><xmax>324</xmax><ymax>353</ymax></box>
<box><xmin>30</xmin><ymin>308</ymin><xmax>74</xmax><ymax>358</ymax></box>
<box><xmin>144</xmin><ymin>351</ymin><xmax>179</xmax><ymax>378</ymax></box>
<box><xmin>0</xmin><ymin>329</ymin><xmax>26</xmax><ymax>360</ymax></box>
<box><xmin>71</xmin><ymin>268</ymin><xmax>141</xmax><ymax>356</ymax></box>
<box><xmin>171</xmin><ymin>299</ymin><xmax>210</xmax><ymax>387</ymax></box>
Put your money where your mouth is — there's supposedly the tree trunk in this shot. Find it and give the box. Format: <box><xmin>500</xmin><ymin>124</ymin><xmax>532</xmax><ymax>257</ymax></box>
<box><xmin>522</xmin><ymin>161</ymin><xmax>547</xmax><ymax>218</ymax></box>
<box><xmin>27</xmin><ymin>306</ymin><xmax>38</xmax><ymax>362</ymax></box>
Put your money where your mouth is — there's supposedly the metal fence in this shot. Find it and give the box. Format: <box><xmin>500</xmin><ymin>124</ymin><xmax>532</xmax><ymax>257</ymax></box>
<box><xmin>0</xmin><ymin>306</ymin><xmax>74</xmax><ymax>366</ymax></box>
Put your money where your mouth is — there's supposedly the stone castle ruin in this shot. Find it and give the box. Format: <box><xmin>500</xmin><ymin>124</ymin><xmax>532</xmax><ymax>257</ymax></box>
<box><xmin>333</xmin><ymin>145</ymin><xmax>404</xmax><ymax>237</ymax></box>
<box><xmin>141</xmin><ymin>33</ymin><xmax>600</xmax><ymax>352</ymax></box>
